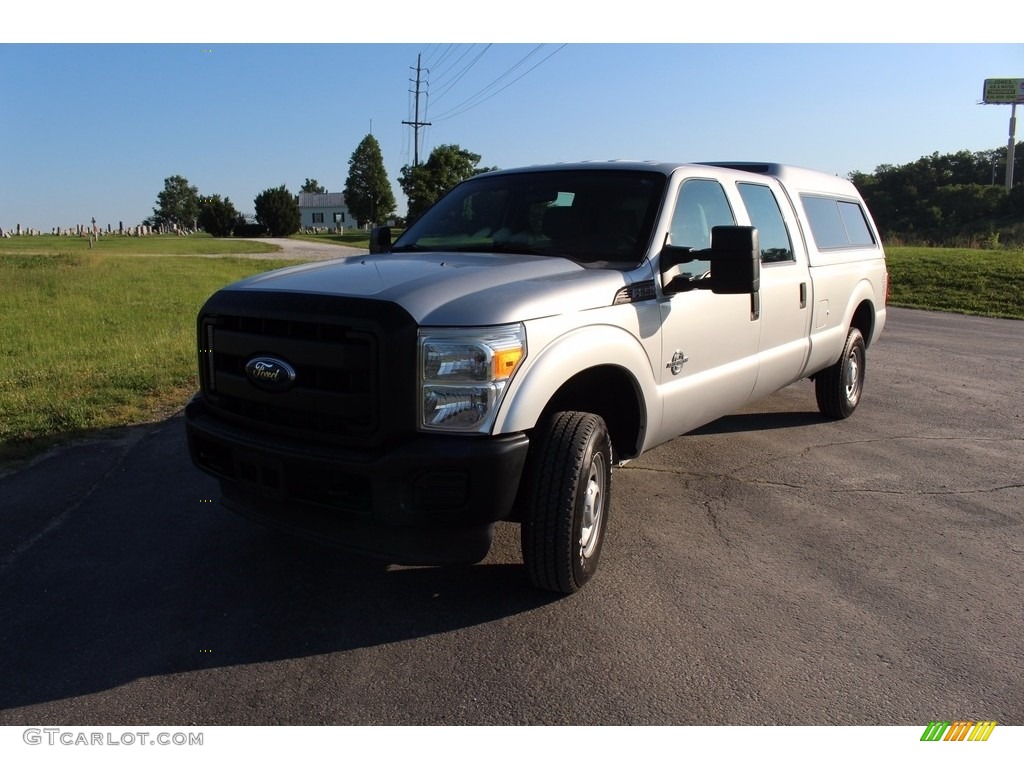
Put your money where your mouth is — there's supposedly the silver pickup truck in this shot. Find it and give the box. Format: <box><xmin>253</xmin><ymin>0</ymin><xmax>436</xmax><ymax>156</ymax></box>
<box><xmin>186</xmin><ymin>161</ymin><xmax>887</xmax><ymax>593</ymax></box>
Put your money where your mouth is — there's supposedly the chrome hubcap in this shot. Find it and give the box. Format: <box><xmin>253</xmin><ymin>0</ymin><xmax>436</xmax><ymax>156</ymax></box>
<box><xmin>580</xmin><ymin>453</ymin><xmax>605</xmax><ymax>559</ymax></box>
<box><xmin>844</xmin><ymin>349</ymin><xmax>862</xmax><ymax>403</ymax></box>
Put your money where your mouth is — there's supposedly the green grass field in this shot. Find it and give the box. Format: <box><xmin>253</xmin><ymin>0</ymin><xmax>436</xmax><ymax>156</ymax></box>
<box><xmin>0</xmin><ymin>232</ymin><xmax>279</xmax><ymax>257</ymax></box>
<box><xmin>0</xmin><ymin>241</ymin><xmax>296</xmax><ymax>460</ymax></box>
<box><xmin>1</xmin><ymin>238</ymin><xmax>1020</xmax><ymax>462</ymax></box>
<box><xmin>290</xmin><ymin>231</ymin><xmax>372</xmax><ymax>249</ymax></box>
<box><xmin>885</xmin><ymin>246</ymin><xmax>1024</xmax><ymax>320</ymax></box>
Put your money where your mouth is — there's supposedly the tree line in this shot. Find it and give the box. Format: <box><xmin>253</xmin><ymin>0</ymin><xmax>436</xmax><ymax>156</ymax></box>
<box><xmin>849</xmin><ymin>142</ymin><xmax>1024</xmax><ymax>247</ymax></box>
<box><xmin>150</xmin><ymin>136</ymin><xmax>494</xmax><ymax>238</ymax></box>
<box><xmin>153</xmin><ymin>140</ymin><xmax>1024</xmax><ymax>246</ymax></box>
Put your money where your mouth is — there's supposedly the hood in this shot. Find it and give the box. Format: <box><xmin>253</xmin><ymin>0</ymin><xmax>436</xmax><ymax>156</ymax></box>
<box><xmin>222</xmin><ymin>251</ymin><xmax>631</xmax><ymax>325</ymax></box>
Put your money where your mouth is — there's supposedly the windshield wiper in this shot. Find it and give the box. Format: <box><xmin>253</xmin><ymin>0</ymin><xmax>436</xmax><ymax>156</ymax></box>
<box><xmin>487</xmin><ymin>242</ymin><xmax>570</xmax><ymax>257</ymax></box>
<box><xmin>392</xmin><ymin>241</ymin><xmax>572</xmax><ymax>259</ymax></box>
<box><xmin>392</xmin><ymin>242</ymin><xmax>546</xmax><ymax>255</ymax></box>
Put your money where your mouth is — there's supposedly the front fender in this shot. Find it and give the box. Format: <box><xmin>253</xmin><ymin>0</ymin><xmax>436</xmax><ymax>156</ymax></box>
<box><xmin>492</xmin><ymin>318</ymin><xmax>661</xmax><ymax>437</ymax></box>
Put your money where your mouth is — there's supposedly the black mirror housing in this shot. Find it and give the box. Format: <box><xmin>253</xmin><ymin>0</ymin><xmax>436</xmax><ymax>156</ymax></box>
<box><xmin>708</xmin><ymin>226</ymin><xmax>760</xmax><ymax>295</ymax></box>
<box><xmin>369</xmin><ymin>226</ymin><xmax>392</xmax><ymax>254</ymax></box>
<box><xmin>660</xmin><ymin>244</ymin><xmax>696</xmax><ymax>273</ymax></box>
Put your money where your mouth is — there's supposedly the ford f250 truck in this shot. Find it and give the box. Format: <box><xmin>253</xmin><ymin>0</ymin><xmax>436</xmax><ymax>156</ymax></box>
<box><xmin>186</xmin><ymin>161</ymin><xmax>887</xmax><ymax>593</ymax></box>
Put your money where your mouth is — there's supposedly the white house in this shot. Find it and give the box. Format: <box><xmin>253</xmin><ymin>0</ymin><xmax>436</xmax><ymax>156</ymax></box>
<box><xmin>297</xmin><ymin>192</ymin><xmax>358</xmax><ymax>231</ymax></box>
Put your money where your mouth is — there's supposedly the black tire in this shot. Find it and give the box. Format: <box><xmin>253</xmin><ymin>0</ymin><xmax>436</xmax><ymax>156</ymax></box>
<box><xmin>815</xmin><ymin>327</ymin><xmax>866</xmax><ymax>419</ymax></box>
<box><xmin>521</xmin><ymin>411</ymin><xmax>612</xmax><ymax>594</ymax></box>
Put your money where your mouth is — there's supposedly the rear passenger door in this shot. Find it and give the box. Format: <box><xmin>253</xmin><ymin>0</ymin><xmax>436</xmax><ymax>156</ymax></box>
<box><xmin>735</xmin><ymin>181</ymin><xmax>812</xmax><ymax>399</ymax></box>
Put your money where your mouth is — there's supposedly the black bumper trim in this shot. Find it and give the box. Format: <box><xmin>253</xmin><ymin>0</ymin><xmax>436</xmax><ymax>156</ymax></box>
<box><xmin>185</xmin><ymin>396</ymin><xmax>530</xmax><ymax>565</ymax></box>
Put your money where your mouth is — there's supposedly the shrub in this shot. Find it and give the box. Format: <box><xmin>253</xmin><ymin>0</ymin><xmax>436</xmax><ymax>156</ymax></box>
<box><xmin>254</xmin><ymin>185</ymin><xmax>300</xmax><ymax>237</ymax></box>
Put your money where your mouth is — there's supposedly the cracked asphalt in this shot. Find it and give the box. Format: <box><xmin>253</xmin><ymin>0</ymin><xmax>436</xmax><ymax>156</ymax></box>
<box><xmin>0</xmin><ymin>307</ymin><xmax>1021</xmax><ymax>725</ymax></box>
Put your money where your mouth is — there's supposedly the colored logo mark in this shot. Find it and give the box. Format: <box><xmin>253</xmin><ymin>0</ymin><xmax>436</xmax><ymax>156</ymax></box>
<box><xmin>920</xmin><ymin>720</ymin><xmax>997</xmax><ymax>742</ymax></box>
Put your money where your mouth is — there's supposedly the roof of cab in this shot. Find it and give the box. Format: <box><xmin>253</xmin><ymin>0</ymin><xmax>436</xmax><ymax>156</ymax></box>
<box><xmin>695</xmin><ymin>161</ymin><xmax>861</xmax><ymax>197</ymax></box>
<box><xmin>473</xmin><ymin>160</ymin><xmax>861</xmax><ymax>198</ymax></box>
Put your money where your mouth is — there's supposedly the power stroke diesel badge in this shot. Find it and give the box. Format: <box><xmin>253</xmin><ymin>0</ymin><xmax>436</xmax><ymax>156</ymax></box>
<box><xmin>244</xmin><ymin>356</ymin><xmax>297</xmax><ymax>392</ymax></box>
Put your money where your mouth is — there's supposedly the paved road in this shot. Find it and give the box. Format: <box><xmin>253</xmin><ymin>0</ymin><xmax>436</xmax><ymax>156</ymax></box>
<box><xmin>1</xmin><ymin>308</ymin><xmax>1021</xmax><ymax>725</ymax></box>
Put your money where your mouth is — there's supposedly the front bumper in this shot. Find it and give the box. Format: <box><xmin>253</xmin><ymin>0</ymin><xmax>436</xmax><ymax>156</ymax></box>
<box><xmin>185</xmin><ymin>395</ymin><xmax>530</xmax><ymax>565</ymax></box>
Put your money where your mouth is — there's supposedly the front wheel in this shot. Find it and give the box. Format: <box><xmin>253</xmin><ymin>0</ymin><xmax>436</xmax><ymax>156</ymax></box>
<box><xmin>815</xmin><ymin>327</ymin><xmax>866</xmax><ymax>419</ymax></box>
<box><xmin>521</xmin><ymin>411</ymin><xmax>612</xmax><ymax>594</ymax></box>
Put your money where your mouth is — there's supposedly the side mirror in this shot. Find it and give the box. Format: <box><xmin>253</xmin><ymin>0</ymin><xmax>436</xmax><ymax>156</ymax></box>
<box><xmin>660</xmin><ymin>244</ymin><xmax>696</xmax><ymax>273</ymax></box>
<box><xmin>708</xmin><ymin>226</ymin><xmax>760</xmax><ymax>295</ymax></box>
<box><xmin>658</xmin><ymin>244</ymin><xmax>703</xmax><ymax>294</ymax></box>
<box><xmin>369</xmin><ymin>226</ymin><xmax>392</xmax><ymax>254</ymax></box>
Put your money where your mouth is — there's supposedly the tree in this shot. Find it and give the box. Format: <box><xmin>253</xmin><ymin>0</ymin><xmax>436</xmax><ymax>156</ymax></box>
<box><xmin>849</xmin><ymin>141</ymin><xmax>1024</xmax><ymax>246</ymax></box>
<box><xmin>197</xmin><ymin>194</ymin><xmax>242</xmax><ymax>237</ymax></box>
<box><xmin>399</xmin><ymin>144</ymin><xmax>496</xmax><ymax>222</ymax></box>
<box><xmin>932</xmin><ymin>184</ymin><xmax>1005</xmax><ymax>229</ymax></box>
<box><xmin>254</xmin><ymin>185</ymin><xmax>300</xmax><ymax>237</ymax></box>
<box><xmin>152</xmin><ymin>175</ymin><xmax>199</xmax><ymax>230</ymax></box>
<box><xmin>301</xmin><ymin>178</ymin><xmax>326</xmax><ymax>194</ymax></box>
<box><xmin>344</xmin><ymin>134</ymin><xmax>396</xmax><ymax>227</ymax></box>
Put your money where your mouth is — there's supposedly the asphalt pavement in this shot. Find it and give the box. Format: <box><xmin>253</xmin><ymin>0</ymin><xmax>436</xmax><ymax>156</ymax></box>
<box><xmin>0</xmin><ymin>307</ymin><xmax>1021</xmax><ymax>725</ymax></box>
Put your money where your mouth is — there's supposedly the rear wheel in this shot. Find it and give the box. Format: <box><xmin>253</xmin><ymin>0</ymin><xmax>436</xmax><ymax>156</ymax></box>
<box><xmin>521</xmin><ymin>411</ymin><xmax>612</xmax><ymax>594</ymax></box>
<box><xmin>816</xmin><ymin>327</ymin><xmax>866</xmax><ymax>419</ymax></box>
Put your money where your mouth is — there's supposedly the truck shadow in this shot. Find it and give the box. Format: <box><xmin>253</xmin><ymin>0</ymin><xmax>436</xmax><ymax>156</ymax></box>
<box><xmin>0</xmin><ymin>415</ymin><xmax>557</xmax><ymax>715</ymax></box>
<box><xmin>690</xmin><ymin>409</ymin><xmax>826</xmax><ymax>436</ymax></box>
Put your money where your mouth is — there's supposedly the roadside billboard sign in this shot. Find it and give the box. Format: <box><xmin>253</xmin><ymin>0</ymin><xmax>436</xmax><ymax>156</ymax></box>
<box><xmin>982</xmin><ymin>78</ymin><xmax>1024</xmax><ymax>104</ymax></box>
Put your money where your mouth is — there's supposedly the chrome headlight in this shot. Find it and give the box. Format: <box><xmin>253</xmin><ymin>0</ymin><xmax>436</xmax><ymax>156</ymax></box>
<box><xmin>418</xmin><ymin>324</ymin><xmax>527</xmax><ymax>433</ymax></box>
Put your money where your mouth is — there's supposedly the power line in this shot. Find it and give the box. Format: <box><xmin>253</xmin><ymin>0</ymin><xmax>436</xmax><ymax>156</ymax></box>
<box><xmin>429</xmin><ymin>44</ymin><xmax>492</xmax><ymax>106</ymax></box>
<box><xmin>402</xmin><ymin>44</ymin><xmax>567</xmax><ymax>162</ymax></box>
<box><xmin>421</xmin><ymin>43</ymin><xmax>442</xmax><ymax>67</ymax></box>
<box><xmin>429</xmin><ymin>44</ymin><xmax>478</xmax><ymax>90</ymax></box>
<box><xmin>430</xmin><ymin>44</ymin><xmax>543</xmax><ymax>119</ymax></box>
<box><xmin>425</xmin><ymin>43</ymin><xmax>456</xmax><ymax>72</ymax></box>
<box><xmin>432</xmin><ymin>44</ymin><xmax>566</xmax><ymax>123</ymax></box>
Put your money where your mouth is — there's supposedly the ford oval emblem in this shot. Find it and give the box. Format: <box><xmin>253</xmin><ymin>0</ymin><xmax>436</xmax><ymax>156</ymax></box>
<box><xmin>244</xmin><ymin>356</ymin><xmax>297</xmax><ymax>392</ymax></box>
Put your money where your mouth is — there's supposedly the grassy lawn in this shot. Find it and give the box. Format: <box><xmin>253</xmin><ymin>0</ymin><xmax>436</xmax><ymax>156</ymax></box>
<box><xmin>0</xmin><ymin>232</ymin><xmax>279</xmax><ymax>256</ymax></box>
<box><xmin>0</xmin><ymin>245</ymin><xmax>298</xmax><ymax>461</ymax></box>
<box><xmin>886</xmin><ymin>246</ymin><xmax>1024</xmax><ymax>320</ymax></box>
<box><xmin>290</xmin><ymin>231</ymin><xmax>372</xmax><ymax>249</ymax></box>
<box><xmin>289</xmin><ymin>229</ymin><xmax>403</xmax><ymax>250</ymax></box>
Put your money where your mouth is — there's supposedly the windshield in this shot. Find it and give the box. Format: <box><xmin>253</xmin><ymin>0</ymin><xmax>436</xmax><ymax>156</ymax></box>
<box><xmin>393</xmin><ymin>169</ymin><xmax>666</xmax><ymax>267</ymax></box>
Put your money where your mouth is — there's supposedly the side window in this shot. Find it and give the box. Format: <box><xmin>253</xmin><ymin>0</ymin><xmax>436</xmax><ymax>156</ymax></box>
<box><xmin>838</xmin><ymin>201</ymin><xmax>875</xmax><ymax>246</ymax></box>
<box><xmin>801</xmin><ymin>195</ymin><xmax>877</xmax><ymax>250</ymax></box>
<box><xmin>668</xmin><ymin>179</ymin><xmax>735</xmax><ymax>277</ymax></box>
<box><xmin>669</xmin><ymin>179</ymin><xmax>735</xmax><ymax>248</ymax></box>
<box><xmin>737</xmin><ymin>183</ymin><xmax>794</xmax><ymax>263</ymax></box>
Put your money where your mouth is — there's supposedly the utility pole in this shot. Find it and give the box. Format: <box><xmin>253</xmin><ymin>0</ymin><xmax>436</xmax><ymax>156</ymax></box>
<box><xmin>981</xmin><ymin>78</ymin><xmax>1023</xmax><ymax>192</ymax></box>
<box><xmin>1005</xmin><ymin>102</ymin><xmax>1017</xmax><ymax>192</ymax></box>
<box><xmin>402</xmin><ymin>53</ymin><xmax>431</xmax><ymax>167</ymax></box>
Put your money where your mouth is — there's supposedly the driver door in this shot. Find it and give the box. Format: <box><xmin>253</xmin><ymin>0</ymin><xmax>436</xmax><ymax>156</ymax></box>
<box><xmin>654</xmin><ymin>177</ymin><xmax>761</xmax><ymax>443</ymax></box>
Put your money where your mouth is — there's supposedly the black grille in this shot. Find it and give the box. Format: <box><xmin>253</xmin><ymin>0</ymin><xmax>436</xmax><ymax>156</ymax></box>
<box><xmin>197</xmin><ymin>290</ymin><xmax>417</xmax><ymax>447</ymax></box>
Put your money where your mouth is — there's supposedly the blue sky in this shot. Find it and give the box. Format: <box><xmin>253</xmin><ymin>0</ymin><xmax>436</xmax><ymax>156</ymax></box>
<box><xmin>2</xmin><ymin>17</ymin><xmax>1022</xmax><ymax>231</ymax></box>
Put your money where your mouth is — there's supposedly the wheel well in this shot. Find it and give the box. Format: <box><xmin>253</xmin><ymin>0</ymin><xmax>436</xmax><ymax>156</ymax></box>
<box><xmin>538</xmin><ymin>365</ymin><xmax>644</xmax><ymax>461</ymax></box>
<box><xmin>851</xmin><ymin>300</ymin><xmax>875</xmax><ymax>347</ymax></box>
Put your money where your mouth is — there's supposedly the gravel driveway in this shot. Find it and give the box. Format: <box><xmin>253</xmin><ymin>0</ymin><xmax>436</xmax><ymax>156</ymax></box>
<box><xmin>227</xmin><ymin>237</ymin><xmax>368</xmax><ymax>260</ymax></box>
